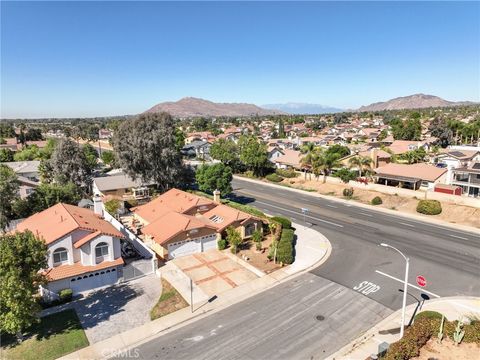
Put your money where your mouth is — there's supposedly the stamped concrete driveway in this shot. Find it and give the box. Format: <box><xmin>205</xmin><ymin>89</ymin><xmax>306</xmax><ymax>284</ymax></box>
<box><xmin>173</xmin><ymin>250</ymin><xmax>258</xmax><ymax>297</ymax></box>
<box><xmin>73</xmin><ymin>275</ymin><xmax>162</xmax><ymax>344</ymax></box>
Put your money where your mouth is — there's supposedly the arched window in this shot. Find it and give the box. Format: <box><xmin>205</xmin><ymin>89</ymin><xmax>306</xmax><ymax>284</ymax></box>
<box><xmin>53</xmin><ymin>248</ymin><xmax>68</xmax><ymax>265</ymax></box>
<box><xmin>95</xmin><ymin>242</ymin><xmax>109</xmax><ymax>263</ymax></box>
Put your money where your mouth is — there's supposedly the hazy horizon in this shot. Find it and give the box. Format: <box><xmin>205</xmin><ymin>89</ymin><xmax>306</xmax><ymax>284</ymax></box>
<box><xmin>1</xmin><ymin>1</ymin><xmax>479</xmax><ymax>118</ymax></box>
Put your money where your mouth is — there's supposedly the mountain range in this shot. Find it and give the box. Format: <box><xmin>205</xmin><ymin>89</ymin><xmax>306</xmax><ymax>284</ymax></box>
<box><xmin>357</xmin><ymin>93</ymin><xmax>476</xmax><ymax>112</ymax></box>
<box><xmin>144</xmin><ymin>97</ymin><xmax>284</xmax><ymax>117</ymax></box>
<box><xmin>262</xmin><ymin>103</ymin><xmax>343</xmax><ymax>114</ymax></box>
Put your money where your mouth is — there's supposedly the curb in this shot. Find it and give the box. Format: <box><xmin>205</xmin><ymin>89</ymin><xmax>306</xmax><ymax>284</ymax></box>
<box><xmin>60</xmin><ymin>224</ymin><xmax>332</xmax><ymax>360</ymax></box>
<box><xmin>233</xmin><ymin>175</ymin><xmax>480</xmax><ymax>234</ymax></box>
<box><xmin>327</xmin><ymin>296</ymin><xmax>480</xmax><ymax>360</ymax></box>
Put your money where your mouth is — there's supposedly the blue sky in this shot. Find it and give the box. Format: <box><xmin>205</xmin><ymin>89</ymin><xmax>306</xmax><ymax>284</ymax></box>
<box><xmin>1</xmin><ymin>1</ymin><xmax>479</xmax><ymax>118</ymax></box>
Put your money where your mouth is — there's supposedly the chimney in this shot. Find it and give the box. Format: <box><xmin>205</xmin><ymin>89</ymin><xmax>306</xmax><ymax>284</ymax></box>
<box><xmin>370</xmin><ymin>148</ymin><xmax>378</xmax><ymax>168</ymax></box>
<box><xmin>213</xmin><ymin>189</ymin><xmax>221</xmax><ymax>204</ymax></box>
<box><xmin>93</xmin><ymin>193</ymin><xmax>103</xmax><ymax>217</ymax></box>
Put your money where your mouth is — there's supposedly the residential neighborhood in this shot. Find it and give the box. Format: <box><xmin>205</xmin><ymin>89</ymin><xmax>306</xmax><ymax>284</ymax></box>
<box><xmin>1</xmin><ymin>2</ymin><xmax>480</xmax><ymax>360</ymax></box>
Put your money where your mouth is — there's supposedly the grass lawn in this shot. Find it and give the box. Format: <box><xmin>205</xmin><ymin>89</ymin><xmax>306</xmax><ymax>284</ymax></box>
<box><xmin>150</xmin><ymin>279</ymin><xmax>188</xmax><ymax>320</ymax></box>
<box><xmin>1</xmin><ymin>309</ymin><xmax>89</xmax><ymax>360</ymax></box>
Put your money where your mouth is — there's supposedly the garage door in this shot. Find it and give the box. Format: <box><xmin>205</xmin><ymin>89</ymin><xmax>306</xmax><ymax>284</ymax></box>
<box><xmin>69</xmin><ymin>268</ymin><xmax>118</xmax><ymax>294</ymax></box>
<box><xmin>201</xmin><ymin>234</ymin><xmax>217</xmax><ymax>252</ymax></box>
<box><xmin>168</xmin><ymin>239</ymin><xmax>200</xmax><ymax>259</ymax></box>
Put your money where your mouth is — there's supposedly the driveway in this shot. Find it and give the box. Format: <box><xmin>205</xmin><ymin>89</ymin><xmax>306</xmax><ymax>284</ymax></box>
<box><xmin>73</xmin><ymin>275</ymin><xmax>162</xmax><ymax>343</ymax></box>
<box><xmin>173</xmin><ymin>250</ymin><xmax>258</xmax><ymax>297</ymax></box>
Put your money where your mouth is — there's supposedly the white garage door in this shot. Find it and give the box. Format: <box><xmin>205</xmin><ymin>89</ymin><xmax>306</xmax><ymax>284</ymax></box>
<box><xmin>168</xmin><ymin>234</ymin><xmax>218</xmax><ymax>259</ymax></box>
<box><xmin>201</xmin><ymin>234</ymin><xmax>217</xmax><ymax>252</ymax></box>
<box><xmin>69</xmin><ymin>268</ymin><xmax>118</xmax><ymax>294</ymax></box>
<box><xmin>168</xmin><ymin>239</ymin><xmax>200</xmax><ymax>259</ymax></box>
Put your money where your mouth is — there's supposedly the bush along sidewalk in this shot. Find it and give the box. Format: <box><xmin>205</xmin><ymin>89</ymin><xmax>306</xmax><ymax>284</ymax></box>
<box><xmin>383</xmin><ymin>311</ymin><xmax>480</xmax><ymax>360</ymax></box>
<box><xmin>267</xmin><ymin>221</ymin><xmax>295</xmax><ymax>265</ymax></box>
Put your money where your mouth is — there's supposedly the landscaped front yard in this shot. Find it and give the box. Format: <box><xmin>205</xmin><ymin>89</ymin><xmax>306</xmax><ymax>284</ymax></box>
<box><xmin>1</xmin><ymin>309</ymin><xmax>89</xmax><ymax>360</ymax></box>
<box><xmin>150</xmin><ymin>279</ymin><xmax>188</xmax><ymax>320</ymax></box>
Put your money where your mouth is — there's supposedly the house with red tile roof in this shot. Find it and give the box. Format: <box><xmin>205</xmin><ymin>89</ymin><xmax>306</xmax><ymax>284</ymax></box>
<box><xmin>15</xmin><ymin>201</ymin><xmax>125</xmax><ymax>296</ymax></box>
<box><xmin>374</xmin><ymin>163</ymin><xmax>447</xmax><ymax>190</ymax></box>
<box><xmin>133</xmin><ymin>189</ymin><xmax>263</xmax><ymax>260</ymax></box>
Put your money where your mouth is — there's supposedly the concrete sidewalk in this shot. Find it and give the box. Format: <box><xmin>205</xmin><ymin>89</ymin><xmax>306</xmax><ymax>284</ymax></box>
<box><xmin>327</xmin><ymin>296</ymin><xmax>480</xmax><ymax>360</ymax></box>
<box><xmin>60</xmin><ymin>223</ymin><xmax>331</xmax><ymax>359</ymax></box>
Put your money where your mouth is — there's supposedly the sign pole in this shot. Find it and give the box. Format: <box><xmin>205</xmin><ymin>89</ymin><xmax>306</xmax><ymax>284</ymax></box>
<box><xmin>400</xmin><ymin>258</ymin><xmax>409</xmax><ymax>339</ymax></box>
<box><xmin>190</xmin><ymin>278</ymin><xmax>193</xmax><ymax>313</ymax></box>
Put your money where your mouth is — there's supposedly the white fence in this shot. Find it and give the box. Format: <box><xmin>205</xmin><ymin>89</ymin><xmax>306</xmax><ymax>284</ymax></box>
<box><xmin>103</xmin><ymin>210</ymin><xmax>158</xmax><ymax>274</ymax></box>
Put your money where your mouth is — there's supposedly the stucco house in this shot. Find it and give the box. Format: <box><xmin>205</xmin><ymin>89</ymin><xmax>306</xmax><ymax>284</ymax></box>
<box><xmin>15</xmin><ymin>200</ymin><xmax>125</xmax><ymax>296</ymax></box>
<box><xmin>133</xmin><ymin>189</ymin><xmax>263</xmax><ymax>260</ymax></box>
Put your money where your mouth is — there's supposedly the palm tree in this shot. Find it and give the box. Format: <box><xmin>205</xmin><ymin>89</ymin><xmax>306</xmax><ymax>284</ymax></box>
<box><xmin>300</xmin><ymin>142</ymin><xmax>316</xmax><ymax>180</ymax></box>
<box><xmin>348</xmin><ymin>156</ymin><xmax>372</xmax><ymax>177</ymax></box>
<box><xmin>312</xmin><ymin>150</ymin><xmax>342</xmax><ymax>183</ymax></box>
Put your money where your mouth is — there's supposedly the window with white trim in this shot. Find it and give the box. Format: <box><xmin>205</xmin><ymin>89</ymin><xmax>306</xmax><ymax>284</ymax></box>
<box><xmin>95</xmin><ymin>242</ymin><xmax>109</xmax><ymax>263</ymax></box>
<box><xmin>53</xmin><ymin>248</ymin><xmax>68</xmax><ymax>265</ymax></box>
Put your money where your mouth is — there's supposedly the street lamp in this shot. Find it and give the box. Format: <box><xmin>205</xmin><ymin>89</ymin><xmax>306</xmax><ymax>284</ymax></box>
<box><xmin>380</xmin><ymin>243</ymin><xmax>410</xmax><ymax>339</ymax></box>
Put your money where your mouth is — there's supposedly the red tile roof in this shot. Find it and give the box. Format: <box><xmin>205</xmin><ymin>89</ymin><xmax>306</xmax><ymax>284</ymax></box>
<box><xmin>16</xmin><ymin>203</ymin><xmax>124</xmax><ymax>245</ymax></box>
<box><xmin>375</xmin><ymin>163</ymin><xmax>447</xmax><ymax>182</ymax></box>
<box><xmin>45</xmin><ymin>257</ymin><xmax>124</xmax><ymax>281</ymax></box>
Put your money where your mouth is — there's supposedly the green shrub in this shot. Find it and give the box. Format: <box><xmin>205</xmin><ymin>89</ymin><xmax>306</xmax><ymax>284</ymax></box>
<box><xmin>217</xmin><ymin>239</ymin><xmax>227</xmax><ymax>250</ymax></box>
<box><xmin>414</xmin><ymin>311</ymin><xmax>443</xmax><ymax>320</ymax></box>
<box><xmin>275</xmin><ymin>168</ymin><xmax>298</xmax><ymax>178</ymax></box>
<box><xmin>266</xmin><ymin>173</ymin><xmax>283</xmax><ymax>182</ymax></box>
<box><xmin>333</xmin><ymin>168</ymin><xmax>357</xmax><ymax>183</ymax></box>
<box><xmin>371</xmin><ymin>196</ymin><xmax>383</xmax><ymax>205</ymax></box>
<box><xmin>276</xmin><ymin>228</ymin><xmax>295</xmax><ymax>264</ymax></box>
<box><xmin>416</xmin><ymin>200</ymin><xmax>442</xmax><ymax>215</ymax></box>
<box><xmin>58</xmin><ymin>288</ymin><xmax>73</xmax><ymax>302</ymax></box>
<box><xmin>224</xmin><ymin>200</ymin><xmax>266</xmax><ymax>218</ymax></box>
<box><xmin>271</xmin><ymin>216</ymin><xmax>292</xmax><ymax>229</ymax></box>
<box><xmin>343</xmin><ymin>187</ymin><xmax>354</xmax><ymax>198</ymax></box>
<box><xmin>243</xmin><ymin>170</ymin><xmax>255</xmax><ymax>178</ymax></box>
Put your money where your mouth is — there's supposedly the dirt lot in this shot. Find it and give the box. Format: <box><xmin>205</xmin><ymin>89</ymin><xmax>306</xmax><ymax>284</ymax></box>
<box><xmin>150</xmin><ymin>279</ymin><xmax>188</xmax><ymax>320</ymax></box>
<box><xmin>412</xmin><ymin>338</ymin><xmax>480</xmax><ymax>360</ymax></box>
<box><xmin>281</xmin><ymin>177</ymin><xmax>480</xmax><ymax>229</ymax></box>
<box><xmin>235</xmin><ymin>234</ymin><xmax>282</xmax><ymax>274</ymax></box>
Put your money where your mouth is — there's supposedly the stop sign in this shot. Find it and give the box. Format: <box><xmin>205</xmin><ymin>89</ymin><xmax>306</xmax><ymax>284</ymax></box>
<box><xmin>416</xmin><ymin>275</ymin><xmax>427</xmax><ymax>287</ymax></box>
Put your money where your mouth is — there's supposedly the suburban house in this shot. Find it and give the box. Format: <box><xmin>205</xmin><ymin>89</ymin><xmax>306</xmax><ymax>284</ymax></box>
<box><xmin>0</xmin><ymin>138</ymin><xmax>18</xmax><ymax>151</ymax></box>
<box><xmin>15</xmin><ymin>200</ymin><xmax>125</xmax><ymax>295</ymax></box>
<box><xmin>374</xmin><ymin>163</ymin><xmax>447</xmax><ymax>190</ymax></box>
<box><xmin>273</xmin><ymin>149</ymin><xmax>303</xmax><ymax>170</ymax></box>
<box><xmin>132</xmin><ymin>189</ymin><xmax>263</xmax><ymax>260</ymax></box>
<box><xmin>435</xmin><ymin>149</ymin><xmax>480</xmax><ymax>186</ymax></box>
<box><xmin>4</xmin><ymin>160</ymin><xmax>40</xmax><ymax>181</ymax></box>
<box><xmin>267</xmin><ymin>145</ymin><xmax>285</xmax><ymax>163</ymax></box>
<box><xmin>387</xmin><ymin>139</ymin><xmax>437</xmax><ymax>155</ymax></box>
<box><xmin>451</xmin><ymin>161</ymin><xmax>480</xmax><ymax>198</ymax></box>
<box><xmin>92</xmin><ymin>172</ymin><xmax>154</xmax><ymax>204</ymax></box>
<box><xmin>181</xmin><ymin>140</ymin><xmax>212</xmax><ymax>160</ymax></box>
<box><xmin>341</xmin><ymin>148</ymin><xmax>391</xmax><ymax>169</ymax></box>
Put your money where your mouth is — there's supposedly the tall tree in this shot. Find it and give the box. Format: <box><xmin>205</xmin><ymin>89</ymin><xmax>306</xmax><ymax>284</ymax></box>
<box><xmin>348</xmin><ymin>156</ymin><xmax>372</xmax><ymax>177</ymax></box>
<box><xmin>196</xmin><ymin>163</ymin><xmax>233</xmax><ymax>195</ymax></box>
<box><xmin>237</xmin><ymin>135</ymin><xmax>269</xmax><ymax>176</ymax></box>
<box><xmin>0</xmin><ymin>165</ymin><xmax>19</xmax><ymax>232</ymax></box>
<box><xmin>0</xmin><ymin>231</ymin><xmax>48</xmax><ymax>338</ymax></box>
<box><xmin>49</xmin><ymin>138</ymin><xmax>92</xmax><ymax>189</ymax></box>
<box><xmin>112</xmin><ymin>112</ymin><xmax>185</xmax><ymax>192</ymax></box>
<box><xmin>311</xmin><ymin>150</ymin><xmax>341</xmax><ymax>183</ymax></box>
<box><xmin>210</xmin><ymin>139</ymin><xmax>240</xmax><ymax>171</ymax></box>
<box><xmin>82</xmin><ymin>143</ymin><xmax>99</xmax><ymax>170</ymax></box>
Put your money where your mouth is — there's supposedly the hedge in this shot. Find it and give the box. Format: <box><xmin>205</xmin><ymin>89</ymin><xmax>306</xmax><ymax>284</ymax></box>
<box><xmin>271</xmin><ymin>216</ymin><xmax>292</xmax><ymax>229</ymax></box>
<box><xmin>266</xmin><ymin>173</ymin><xmax>283</xmax><ymax>182</ymax></box>
<box><xmin>217</xmin><ymin>239</ymin><xmax>227</xmax><ymax>250</ymax></box>
<box><xmin>414</xmin><ymin>311</ymin><xmax>443</xmax><ymax>320</ymax></box>
<box><xmin>275</xmin><ymin>168</ymin><xmax>298</xmax><ymax>178</ymax></box>
<box><xmin>59</xmin><ymin>288</ymin><xmax>73</xmax><ymax>302</ymax></box>
<box><xmin>416</xmin><ymin>200</ymin><xmax>442</xmax><ymax>215</ymax></box>
<box><xmin>277</xmin><ymin>228</ymin><xmax>295</xmax><ymax>264</ymax></box>
<box><xmin>224</xmin><ymin>200</ymin><xmax>266</xmax><ymax>218</ymax></box>
<box><xmin>371</xmin><ymin>196</ymin><xmax>383</xmax><ymax>205</ymax></box>
<box><xmin>343</xmin><ymin>187</ymin><xmax>354</xmax><ymax>198</ymax></box>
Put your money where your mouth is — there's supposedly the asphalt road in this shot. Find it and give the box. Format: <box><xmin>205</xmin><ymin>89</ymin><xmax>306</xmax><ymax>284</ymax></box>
<box><xmin>118</xmin><ymin>178</ymin><xmax>479</xmax><ymax>360</ymax></box>
<box><xmin>231</xmin><ymin>177</ymin><xmax>480</xmax><ymax>309</ymax></box>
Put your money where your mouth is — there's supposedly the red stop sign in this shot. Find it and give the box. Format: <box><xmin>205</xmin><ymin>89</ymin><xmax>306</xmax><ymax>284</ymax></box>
<box><xmin>416</xmin><ymin>275</ymin><xmax>427</xmax><ymax>287</ymax></box>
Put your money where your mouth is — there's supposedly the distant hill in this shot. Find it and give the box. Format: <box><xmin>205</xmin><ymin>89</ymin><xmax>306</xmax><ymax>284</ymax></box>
<box><xmin>144</xmin><ymin>97</ymin><xmax>284</xmax><ymax>117</ymax></box>
<box><xmin>358</xmin><ymin>94</ymin><xmax>476</xmax><ymax>112</ymax></box>
<box><xmin>262</xmin><ymin>102</ymin><xmax>343</xmax><ymax>114</ymax></box>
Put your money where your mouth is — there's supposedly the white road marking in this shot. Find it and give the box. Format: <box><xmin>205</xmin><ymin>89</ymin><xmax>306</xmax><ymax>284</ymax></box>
<box><xmin>375</xmin><ymin>270</ymin><xmax>441</xmax><ymax>298</ymax></box>
<box><xmin>399</xmin><ymin>222</ymin><xmax>415</xmax><ymax>228</ymax></box>
<box><xmin>353</xmin><ymin>281</ymin><xmax>381</xmax><ymax>295</ymax></box>
<box><xmin>359</xmin><ymin>213</ymin><xmax>373</xmax><ymax>217</ymax></box>
<box><xmin>255</xmin><ymin>200</ymin><xmax>344</xmax><ymax>228</ymax></box>
<box><xmin>326</xmin><ymin>204</ymin><xmax>337</xmax><ymax>208</ymax></box>
<box><xmin>450</xmin><ymin>234</ymin><xmax>468</xmax><ymax>240</ymax></box>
